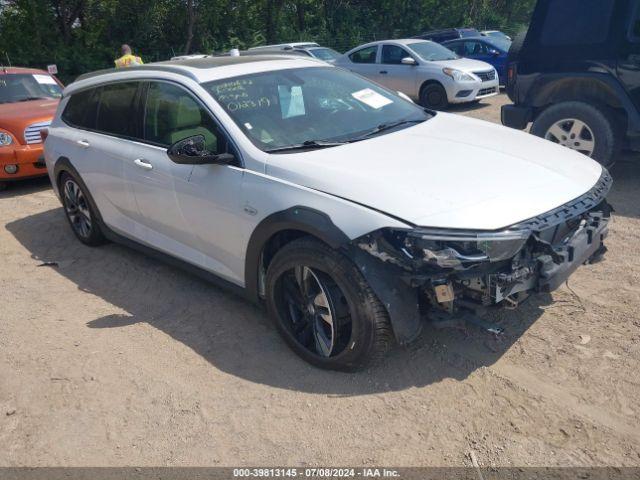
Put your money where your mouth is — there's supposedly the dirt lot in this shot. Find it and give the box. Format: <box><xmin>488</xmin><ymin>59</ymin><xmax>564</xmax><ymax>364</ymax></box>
<box><xmin>1</xmin><ymin>94</ymin><xmax>639</xmax><ymax>467</ymax></box>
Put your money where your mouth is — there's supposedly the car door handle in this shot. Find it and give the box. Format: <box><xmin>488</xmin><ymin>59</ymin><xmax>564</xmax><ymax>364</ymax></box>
<box><xmin>133</xmin><ymin>158</ymin><xmax>153</xmax><ymax>171</ymax></box>
<box><xmin>379</xmin><ymin>70</ymin><xmax>388</xmax><ymax>74</ymax></box>
<box><xmin>76</xmin><ymin>140</ymin><xmax>90</xmax><ymax>148</ymax></box>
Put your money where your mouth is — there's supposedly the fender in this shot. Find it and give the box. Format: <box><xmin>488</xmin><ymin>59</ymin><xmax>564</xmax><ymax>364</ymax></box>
<box><xmin>244</xmin><ymin>207</ymin><xmax>423</xmax><ymax>345</ymax></box>
<box><xmin>526</xmin><ymin>72</ymin><xmax>640</xmax><ymax>133</ymax></box>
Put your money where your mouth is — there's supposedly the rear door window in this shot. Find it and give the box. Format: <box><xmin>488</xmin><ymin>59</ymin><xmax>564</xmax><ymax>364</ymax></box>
<box><xmin>349</xmin><ymin>46</ymin><xmax>378</xmax><ymax>64</ymax></box>
<box><xmin>62</xmin><ymin>88</ymin><xmax>100</xmax><ymax>130</ymax></box>
<box><xmin>540</xmin><ymin>0</ymin><xmax>615</xmax><ymax>46</ymax></box>
<box><xmin>95</xmin><ymin>82</ymin><xmax>140</xmax><ymax>139</ymax></box>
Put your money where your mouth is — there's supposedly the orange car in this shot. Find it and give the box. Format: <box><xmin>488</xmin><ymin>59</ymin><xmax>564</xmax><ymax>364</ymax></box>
<box><xmin>0</xmin><ymin>67</ymin><xmax>63</xmax><ymax>190</ymax></box>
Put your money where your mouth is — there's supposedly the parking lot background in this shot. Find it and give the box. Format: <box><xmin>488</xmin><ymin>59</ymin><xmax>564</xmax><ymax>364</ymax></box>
<box><xmin>1</xmin><ymin>94</ymin><xmax>639</xmax><ymax>466</ymax></box>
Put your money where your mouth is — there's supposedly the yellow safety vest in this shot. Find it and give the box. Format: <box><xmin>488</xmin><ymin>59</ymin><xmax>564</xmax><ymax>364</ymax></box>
<box><xmin>114</xmin><ymin>54</ymin><xmax>144</xmax><ymax>68</ymax></box>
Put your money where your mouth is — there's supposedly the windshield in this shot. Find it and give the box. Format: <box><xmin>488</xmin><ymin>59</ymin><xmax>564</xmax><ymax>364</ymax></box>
<box><xmin>203</xmin><ymin>67</ymin><xmax>431</xmax><ymax>152</ymax></box>
<box><xmin>0</xmin><ymin>73</ymin><xmax>62</xmax><ymax>104</ymax></box>
<box><xmin>406</xmin><ymin>41</ymin><xmax>459</xmax><ymax>61</ymax></box>
<box><xmin>309</xmin><ymin>48</ymin><xmax>341</xmax><ymax>61</ymax></box>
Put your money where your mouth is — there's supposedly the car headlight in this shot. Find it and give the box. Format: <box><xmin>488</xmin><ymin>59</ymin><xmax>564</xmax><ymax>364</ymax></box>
<box><xmin>405</xmin><ymin>228</ymin><xmax>531</xmax><ymax>268</ymax></box>
<box><xmin>442</xmin><ymin>68</ymin><xmax>476</xmax><ymax>82</ymax></box>
<box><xmin>0</xmin><ymin>131</ymin><xmax>13</xmax><ymax>146</ymax></box>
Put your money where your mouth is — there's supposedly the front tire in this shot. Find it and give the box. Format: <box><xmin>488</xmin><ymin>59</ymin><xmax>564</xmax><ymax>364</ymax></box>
<box><xmin>60</xmin><ymin>172</ymin><xmax>106</xmax><ymax>246</ymax></box>
<box><xmin>531</xmin><ymin>101</ymin><xmax>620</xmax><ymax>167</ymax></box>
<box><xmin>420</xmin><ymin>83</ymin><xmax>449</xmax><ymax>110</ymax></box>
<box><xmin>0</xmin><ymin>182</ymin><xmax>7</xmax><ymax>192</ymax></box>
<box><xmin>265</xmin><ymin>237</ymin><xmax>392</xmax><ymax>371</ymax></box>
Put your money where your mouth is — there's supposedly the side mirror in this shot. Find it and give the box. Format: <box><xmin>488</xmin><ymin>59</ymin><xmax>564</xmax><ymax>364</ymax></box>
<box><xmin>489</xmin><ymin>49</ymin><xmax>501</xmax><ymax>57</ymax></box>
<box><xmin>167</xmin><ymin>135</ymin><xmax>235</xmax><ymax>165</ymax></box>
<box><xmin>401</xmin><ymin>57</ymin><xmax>417</xmax><ymax>66</ymax></box>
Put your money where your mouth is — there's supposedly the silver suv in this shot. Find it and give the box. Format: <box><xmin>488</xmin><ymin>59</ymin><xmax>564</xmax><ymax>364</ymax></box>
<box><xmin>44</xmin><ymin>56</ymin><xmax>611</xmax><ymax>370</ymax></box>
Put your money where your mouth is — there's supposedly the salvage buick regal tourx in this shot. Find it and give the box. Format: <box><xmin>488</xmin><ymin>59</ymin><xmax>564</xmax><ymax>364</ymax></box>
<box><xmin>44</xmin><ymin>56</ymin><xmax>612</xmax><ymax>370</ymax></box>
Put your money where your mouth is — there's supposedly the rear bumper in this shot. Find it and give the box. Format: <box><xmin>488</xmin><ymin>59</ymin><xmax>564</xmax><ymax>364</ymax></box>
<box><xmin>501</xmin><ymin>104</ymin><xmax>532</xmax><ymax>130</ymax></box>
<box><xmin>0</xmin><ymin>144</ymin><xmax>48</xmax><ymax>181</ymax></box>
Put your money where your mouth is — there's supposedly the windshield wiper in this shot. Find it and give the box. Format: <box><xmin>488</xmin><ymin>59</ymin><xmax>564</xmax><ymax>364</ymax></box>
<box><xmin>265</xmin><ymin>140</ymin><xmax>348</xmax><ymax>153</ymax></box>
<box><xmin>348</xmin><ymin>119</ymin><xmax>425</xmax><ymax>142</ymax></box>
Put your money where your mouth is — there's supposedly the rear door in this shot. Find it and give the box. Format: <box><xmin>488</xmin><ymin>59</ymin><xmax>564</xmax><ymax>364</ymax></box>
<box><xmin>379</xmin><ymin>44</ymin><xmax>418</xmax><ymax>96</ymax></box>
<box><xmin>59</xmin><ymin>82</ymin><xmax>141</xmax><ymax>231</ymax></box>
<box><xmin>345</xmin><ymin>45</ymin><xmax>381</xmax><ymax>82</ymax></box>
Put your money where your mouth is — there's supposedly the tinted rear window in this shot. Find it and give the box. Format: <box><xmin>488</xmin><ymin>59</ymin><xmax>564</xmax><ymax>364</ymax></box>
<box><xmin>62</xmin><ymin>88</ymin><xmax>99</xmax><ymax>130</ymax></box>
<box><xmin>95</xmin><ymin>82</ymin><xmax>139</xmax><ymax>138</ymax></box>
<box><xmin>541</xmin><ymin>0</ymin><xmax>614</xmax><ymax>46</ymax></box>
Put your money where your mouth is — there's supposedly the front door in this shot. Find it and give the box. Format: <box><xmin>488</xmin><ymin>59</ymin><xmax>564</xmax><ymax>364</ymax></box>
<box><xmin>379</xmin><ymin>44</ymin><xmax>418</xmax><ymax>96</ymax></box>
<box><xmin>126</xmin><ymin>80</ymin><xmax>245</xmax><ymax>283</ymax></box>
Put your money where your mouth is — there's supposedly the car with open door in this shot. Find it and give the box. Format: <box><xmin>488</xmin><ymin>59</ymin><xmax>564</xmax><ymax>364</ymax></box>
<box><xmin>45</xmin><ymin>56</ymin><xmax>611</xmax><ymax>371</ymax></box>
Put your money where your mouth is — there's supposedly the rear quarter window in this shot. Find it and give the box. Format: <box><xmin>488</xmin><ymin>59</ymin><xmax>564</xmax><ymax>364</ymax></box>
<box><xmin>540</xmin><ymin>0</ymin><xmax>615</xmax><ymax>46</ymax></box>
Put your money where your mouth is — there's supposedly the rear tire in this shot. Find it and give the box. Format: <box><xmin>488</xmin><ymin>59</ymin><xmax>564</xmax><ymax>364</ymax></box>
<box><xmin>0</xmin><ymin>182</ymin><xmax>7</xmax><ymax>191</ymax></box>
<box><xmin>420</xmin><ymin>83</ymin><xmax>449</xmax><ymax>110</ymax></box>
<box><xmin>531</xmin><ymin>101</ymin><xmax>620</xmax><ymax>167</ymax></box>
<box><xmin>265</xmin><ymin>237</ymin><xmax>392</xmax><ymax>371</ymax></box>
<box><xmin>59</xmin><ymin>172</ymin><xmax>106</xmax><ymax>246</ymax></box>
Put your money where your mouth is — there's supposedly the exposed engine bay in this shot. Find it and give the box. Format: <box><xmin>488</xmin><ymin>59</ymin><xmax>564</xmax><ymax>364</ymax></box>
<box><xmin>353</xmin><ymin>171</ymin><xmax>612</xmax><ymax>334</ymax></box>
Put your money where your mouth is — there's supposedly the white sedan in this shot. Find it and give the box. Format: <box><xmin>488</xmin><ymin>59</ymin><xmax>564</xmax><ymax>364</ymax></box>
<box><xmin>335</xmin><ymin>39</ymin><xmax>499</xmax><ymax>109</ymax></box>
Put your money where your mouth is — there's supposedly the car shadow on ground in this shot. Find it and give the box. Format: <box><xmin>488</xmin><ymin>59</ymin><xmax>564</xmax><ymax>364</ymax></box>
<box><xmin>0</xmin><ymin>176</ymin><xmax>51</xmax><ymax>199</ymax></box>
<box><xmin>608</xmin><ymin>154</ymin><xmax>640</xmax><ymax>220</ymax></box>
<box><xmin>7</xmin><ymin>208</ymin><xmax>549</xmax><ymax>395</ymax></box>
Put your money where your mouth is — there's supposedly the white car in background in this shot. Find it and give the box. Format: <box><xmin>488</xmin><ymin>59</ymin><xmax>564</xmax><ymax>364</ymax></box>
<box><xmin>335</xmin><ymin>39</ymin><xmax>499</xmax><ymax>109</ymax></box>
<box><xmin>44</xmin><ymin>56</ymin><xmax>610</xmax><ymax>371</ymax></box>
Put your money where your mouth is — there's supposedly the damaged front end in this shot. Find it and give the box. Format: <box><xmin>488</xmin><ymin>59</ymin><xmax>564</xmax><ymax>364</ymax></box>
<box><xmin>350</xmin><ymin>171</ymin><xmax>613</xmax><ymax>343</ymax></box>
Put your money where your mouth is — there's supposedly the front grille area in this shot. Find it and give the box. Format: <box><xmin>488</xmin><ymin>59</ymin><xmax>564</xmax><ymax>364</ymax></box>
<box><xmin>474</xmin><ymin>70</ymin><xmax>496</xmax><ymax>82</ymax></box>
<box><xmin>24</xmin><ymin>121</ymin><xmax>51</xmax><ymax>145</ymax></box>
<box><xmin>513</xmin><ymin>170</ymin><xmax>613</xmax><ymax>232</ymax></box>
<box><xmin>478</xmin><ymin>87</ymin><xmax>497</xmax><ymax>96</ymax></box>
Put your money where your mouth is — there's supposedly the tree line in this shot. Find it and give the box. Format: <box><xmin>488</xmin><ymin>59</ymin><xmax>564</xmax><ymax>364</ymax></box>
<box><xmin>0</xmin><ymin>0</ymin><xmax>536</xmax><ymax>82</ymax></box>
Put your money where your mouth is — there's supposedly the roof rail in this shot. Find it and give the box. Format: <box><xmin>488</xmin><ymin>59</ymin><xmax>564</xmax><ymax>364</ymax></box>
<box><xmin>75</xmin><ymin>64</ymin><xmax>199</xmax><ymax>82</ymax></box>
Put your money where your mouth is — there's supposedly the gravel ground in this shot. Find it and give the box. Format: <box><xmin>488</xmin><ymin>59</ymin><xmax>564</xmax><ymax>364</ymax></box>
<box><xmin>1</xmin><ymin>94</ymin><xmax>639</xmax><ymax>467</ymax></box>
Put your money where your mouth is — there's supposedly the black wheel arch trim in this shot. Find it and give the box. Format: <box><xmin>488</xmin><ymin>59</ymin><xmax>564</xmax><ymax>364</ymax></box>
<box><xmin>53</xmin><ymin>156</ymin><xmax>106</xmax><ymax>226</ymax></box>
<box><xmin>526</xmin><ymin>73</ymin><xmax>640</xmax><ymax>134</ymax></box>
<box><xmin>245</xmin><ymin>208</ymin><xmax>422</xmax><ymax>345</ymax></box>
<box><xmin>244</xmin><ymin>206</ymin><xmax>351</xmax><ymax>302</ymax></box>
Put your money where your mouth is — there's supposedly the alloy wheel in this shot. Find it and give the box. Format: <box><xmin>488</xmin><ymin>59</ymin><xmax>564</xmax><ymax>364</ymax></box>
<box><xmin>544</xmin><ymin>118</ymin><xmax>595</xmax><ymax>157</ymax></box>
<box><xmin>276</xmin><ymin>265</ymin><xmax>350</xmax><ymax>358</ymax></box>
<box><xmin>63</xmin><ymin>179</ymin><xmax>92</xmax><ymax>239</ymax></box>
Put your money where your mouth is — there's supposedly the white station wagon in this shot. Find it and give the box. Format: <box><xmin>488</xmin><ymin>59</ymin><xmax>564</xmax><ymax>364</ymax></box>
<box><xmin>44</xmin><ymin>56</ymin><xmax>611</xmax><ymax>370</ymax></box>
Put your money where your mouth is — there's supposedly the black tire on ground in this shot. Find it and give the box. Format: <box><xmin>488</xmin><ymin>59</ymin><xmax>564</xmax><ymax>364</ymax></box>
<box><xmin>531</xmin><ymin>101</ymin><xmax>621</xmax><ymax>167</ymax></box>
<box><xmin>265</xmin><ymin>237</ymin><xmax>392</xmax><ymax>371</ymax></box>
<box><xmin>0</xmin><ymin>182</ymin><xmax>7</xmax><ymax>191</ymax></box>
<box><xmin>420</xmin><ymin>83</ymin><xmax>449</xmax><ymax>110</ymax></box>
<box><xmin>59</xmin><ymin>171</ymin><xmax>107</xmax><ymax>246</ymax></box>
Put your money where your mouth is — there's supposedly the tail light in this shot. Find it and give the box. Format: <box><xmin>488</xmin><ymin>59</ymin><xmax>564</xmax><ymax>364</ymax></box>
<box><xmin>507</xmin><ymin>64</ymin><xmax>515</xmax><ymax>84</ymax></box>
<box><xmin>40</xmin><ymin>128</ymin><xmax>49</xmax><ymax>142</ymax></box>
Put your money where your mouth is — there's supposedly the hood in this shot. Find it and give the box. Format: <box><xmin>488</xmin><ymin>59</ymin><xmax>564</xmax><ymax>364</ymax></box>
<box><xmin>431</xmin><ymin>57</ymin><xmax>495</xmax><ymax>73</ymax></box>
<box><xmin>0</xmin><ymin>98</ymin><xmax>59</xmax><ymax>144</ymax></box>
<box><xmin>265</xmin><ymin>113</ymin><xmax>604</xmax><ymax>230</ymax></box>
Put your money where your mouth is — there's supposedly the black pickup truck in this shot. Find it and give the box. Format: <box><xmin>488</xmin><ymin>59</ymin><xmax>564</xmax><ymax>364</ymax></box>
<box><xmin>501</xmin><ymin>0</ymin><xmax>640</xmax><ymax>166</ymax></box>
